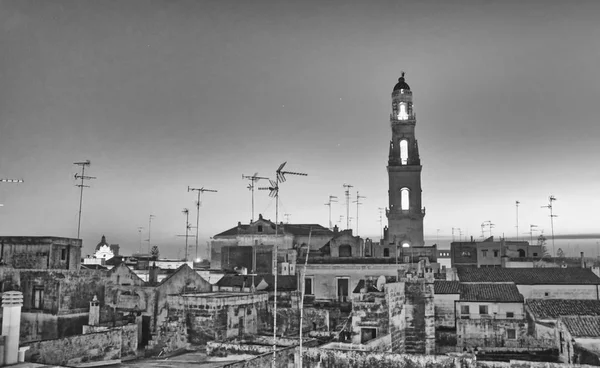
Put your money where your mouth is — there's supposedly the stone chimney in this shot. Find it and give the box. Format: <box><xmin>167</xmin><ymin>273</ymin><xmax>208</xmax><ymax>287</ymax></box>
<box><xmin>148</xmin><ymin>262</ymin><xmax>159</xmax><ymax>285</ymax></box>
<box><xmin>333</xmin><ymin>225</ymin><xmax>339</xmax><ymax>235</ymax></box>
<box><xmin>2</xmin><ymin>291</ymin><xmax>23</xmax><ymax>365</ymax></box>
<box><xmin>581</xmin><ymin>252</ymin><xmax>585</xmax><ymax>269</ymax></box>
<box><xmin>89</xmin><ymin>295</ymin><xmax>100</xmax><ymax>326</ymax></box>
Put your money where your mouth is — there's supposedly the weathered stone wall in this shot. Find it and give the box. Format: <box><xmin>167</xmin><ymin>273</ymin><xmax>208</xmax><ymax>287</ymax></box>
<box><xmin>273</xmin><ymin>307</ymin><xmax>329</xmax><ymax>337</ymax></box>
<box><xmin>20</xmin><ymin>311</ymin><xmax>89</xmax><ymax>342</ymax></box>
<box><xmin>0</xmin><ymin>237</ymin><xmax>81</xmax><ymax>270</ymax></box>
<box><xmin>385</xmin><ymin>282</ymin><xmax>405</xmax><ymax>353</ymax></box>
<box><xmin>351</xmin><ymin>292</ymin><xmax>388</xmax><ymax>344</ymax></box>
<box><xmin>220</xmin><ymin>346</ymin><xmax>297</xmax><ymax>368</ymax></box>
<box><xmin>477</xmin><ymin>360</ymin><xmax>600</xmax><ymax>368</ymax></box>
<box><xmin>457</xmin><ymin>318</ymin><xmax>533</xmax><ymax>350</ymax></box>
<box><xmin>24</xmin><ymin>328</ymin><xmax>122</xmax><ymax>366</ymax></box>
<box><xmin>402</xmin><ymin>275</ymin><xmax>435</xmax><ymax>354</ymax></box>
<box><xmin>435</xmin><ymin>293</ymin><xmax>459</xmax><ymax>328</ymax></box>
<box><xmin>146</xmin><ymin>317</ymin><xmax>189</xmax><ymax>355</ymax></box>
<box><xmin>81</xmin><ymin>323</ymin><xmax>138</xmax><ymax>359</ymax></box>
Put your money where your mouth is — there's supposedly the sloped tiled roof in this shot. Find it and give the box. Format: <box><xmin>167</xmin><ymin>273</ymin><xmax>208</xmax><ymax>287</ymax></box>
<box><xmin>216</xmin><ymin>274</ymin><xmax>261</xmax><ymax>288</ymax></box>
<box><xmin>560</xmin><ymin>316</ymin><xmax>600</xmax><ymax>337</ymax></box>
<box><xmin>213</xmin><ymin>225</ymin><xmax>250</xmax><ymax>237</ymax></box>
<box><xmin>261</xmin><ymin>275</ymin><xmax>298</xmax><ymax>291</ymax></box>
<box><xmin>352</xmin><ymin>279</ymin><xmax>381</xmax><ymax>293</ymax></box>
<box><xmin>460</xmin><ymin>283</ymin><xmax>524</xmax><ymax>302</ymax></box>
<box><xmin>457</xmin><ymin>267</ymin><xmax>600</xmax><ymax>285</ymax></box>
<box><xmin>214</xmin><ymin>221</ymin><xmax>331</xmax><ymax>238</ymax></box>
<box><xmin>527</xmin><ymin>299</ymin><xmax>600</xmax><ymax>320</ymax></box>
<box><xmin>434</xmin><ymin>281</ymin><xmax>461</xmax><ymax>294</ymax></box>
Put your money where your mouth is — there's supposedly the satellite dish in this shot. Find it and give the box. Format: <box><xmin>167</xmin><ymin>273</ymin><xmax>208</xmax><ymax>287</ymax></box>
<box><xmin>376</xmin><ymin>275</ymin><xmax>387</xmax><ymax>291</ymax></box>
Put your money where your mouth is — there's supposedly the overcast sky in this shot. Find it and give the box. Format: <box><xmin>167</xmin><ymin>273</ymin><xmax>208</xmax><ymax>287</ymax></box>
<box><xmin>1</xmin><ymin>0</ymin><xmax>599</xmax><ymax>258</ymax></box>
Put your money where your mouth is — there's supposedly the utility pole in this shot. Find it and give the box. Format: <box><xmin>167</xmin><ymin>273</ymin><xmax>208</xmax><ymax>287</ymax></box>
<box><xmin>242</xmin><ymin>173</ymin><xmax>268</xmax><ymax>222</ymax></box>
<box><xmin>188</xmin><ymin>186</ymin><xmax>218</xmax><ymax>260</ymax></box>
<box><xmin>147</xmin><ymin>214</ymin><xmax>155</xmax><ymax>254</ymax></box>
<box><xmin>74</xmin><ymin>160</ymin><xmax>95</xmax><ymax>239</ymax></box>
<box><xmin>353</xmin><ymin>191</ymin><xmax>366</xmax><ymax>237</ymax></box>
<box><xmin>343</xmin><ymin>184</ymin><xmax>353</xmax><ymax>230</ymax></box>
<box><xmin>515</xmin><ymin>201</ymin><xmax>520</xmax><ymax>241</ymax></box>
<box><xmin>541</xmin><ymin>195</ymin><xmax>557</xmax><ymax>256</ymax></box>
<box><xmin>258</xmin><ymin>162</ymin><xmax>306</xmax><ymax>368</ymax></box>
<box><xmin>324</xmin><ymin>195</ymin><xmax>338</xmax><ymax>230</ymax></box>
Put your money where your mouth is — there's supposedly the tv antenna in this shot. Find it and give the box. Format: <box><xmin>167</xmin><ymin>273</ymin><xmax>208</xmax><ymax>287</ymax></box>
<box><xmin>176</xmin><ymin>209</ymin><xmax>194</xmax><ymax>261</ymax></box>
<box><xmin>137</xmin><ymin>227</ymin><xmax>144</xmax><ymax>253</ymax></box>
<box><xmin>242</xmin><ymin>173</ymin><xmax>269</xmax><ymax>222</ymax></box>
<box><xmin>258</xmin><ymin>161</ymin><xmax>306</xmax><ymax>367</ymax></box>
<box><xmin>188</xmin><ymin>186</ymin><xmax>218</xmax><ymax>260</ymax></box>
<box><xmin>452</xmin><ymin>227</ymin><xmax>461</xmax><ymax>242</ymax></box>
<box><xmin>515</xmin><ymin>200</ymin><xmax>520</xmax><ymax>241</ymax></box>
<box><xmin>353</xmin><ymin>191</ymin><xmax>366</xmax><ymax>236</ymax></box>
<box><xmin>324</xmin><ymin>195</ymin><xmax>338</xmax><ymax>230</ymax></box>
<box><xmin>147</xmin><ymin>214</ymin><xmax>156</xmax><ymax>253</ymax></box>
<box><xmin>284</xmin><ymin>213</ymin><xmax>291</xmax><ymax>224</ymax></box>
<box><xmin>0</xmin><ymin>179</ymin><xmax>24</xmax><ymax>207</ymax></box>
<box><xmin>541</xmin><ymin>195</ymin><xmax>557</xmax><ymax>256</ymax></box>
<box><xmin>527</xmin><ymin>224</ymin><xmax>539</xmax><ymax>244</ymax></box>
<box><xmin>378</xmin><ymin>207</ymin><xmax>385</xmax><ymax>239</ymax></box>
<box><xmin>74</xmin><ymin>160</ymin><xmax>96</xmax><ymax>239</ymax></box>
<box><xmin>343</xmin><ymin>184</ymin><xmax>353</xmax><ymax>230</ymax></box>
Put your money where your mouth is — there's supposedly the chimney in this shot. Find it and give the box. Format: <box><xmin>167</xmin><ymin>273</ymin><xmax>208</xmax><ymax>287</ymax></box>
<box><xmin>89</xmin><ymin>295</ymin><xmax>100</xmax><ymax>326</ymax></box>
<box><xmin>470</xmin><ymin>236</ymin><xmax>473</xmax><ymax>242</ymax></box>
<box><xmin>501</xmin><ymin>255</ymin><xmax>508</xmax><ymax>268</ymax></box>
<box><xmin>581</xmin><ymin>252</ymin><xmax>585</xmax><ymax>269</ymax></box>
<box><xmin>2</xmin><ymin>291</ymin><xmax>23</xmax><ymax>365</ymax></box>
<box><xmin>148</xmin><ymin>262</ymin><xmax>159</xmax><ymax>285</ymax></box>
<box><xmin>333</xmin><ymin>225</ymin><xmax>339</xmax><ymax>235</ymax></box>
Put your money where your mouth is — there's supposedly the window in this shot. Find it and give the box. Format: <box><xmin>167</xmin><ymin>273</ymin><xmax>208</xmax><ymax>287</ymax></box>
<box><xmin>399</xmin><ymin>139</ymin><xmax>408</xmax><ymax>165</ymax></box>
<box><xmin>493</xmin><ymin>250</ymin><xmax>499</xmax><ymax>257</ymax></box>
<box><xmin>533</xmin><ymin>253</ymin><xmax>538</xmax><ymax>257</ymax></box>
<box><xmin>461</xmin><ymin>305</ymin><xmax>470</xmax><ymax>315</ymax></box>
<box><xmin>398</xmin><ymin>102</ymin><xmax>408</xmax><ymax>120</ymax></box>
<box><xmin>61</xmin><ymin>248</ymin><xmax>67</xmax><ymax>261</ymax></box>
<box><xmin>339</xmin><ymin>244</ymin><xmax>352</xmax><ymax>257</ymax></box>
<box><xmin>304</xmin><ymin>277</ymin><xmax>313</xmax><ymax>296</ymax></box>
<box><xmin>482</xmin><ymin>250</ymin><xmax>488</xmax><ymax>257</ymax></box>
<box><xmin>32</xmin><ymin>287</ymin><xmax>44</xmax><ymax>309</ymax></box>
<box><xmin>507</xmin><ymin>329</ymin><xmax>516</xmax><ymax>340</ymax></box>
<box><xmin>479</xmin><ymin>305</ymin><xmax>488</xmax><ymax>315</ymax></box>
<box><xmin>257</xmin><ymin>225</ymin><xmax>263</xmax><ymax>233</ymax></box>
<box><xmin>518</xmin><ymin>249</ymin><xmax>526</xmax><ymax>257</ymax></box>
<box><xmin>544</xmin><ymin>292</ymin><xmax>549</xmax><ymax>297</ymax></box>
<box><xmin>383</xmin><ymin>248</ymin><xmax>390</xmax><ymax>257</ymax></box>
<box><xmin>361</xmin><ymin>328</ymin><xmax>377</xmax><ymax>344</ymax></box>
<box><xmin>507</xmin><ymin>312</ymin><xmax>514</xmax><ymax>318</ymax></box>
<box><xmin>400</xmin><ymin>188</ymin><xmax>410</xmax><ymax>211</ymax></box>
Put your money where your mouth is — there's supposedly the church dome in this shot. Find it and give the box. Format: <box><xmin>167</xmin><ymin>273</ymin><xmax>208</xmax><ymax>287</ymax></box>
<box><xmin>95</xmin><ymin>235</ymin><xmax>109</xmax><ymax>251</ymax></box>
<box><xmin>393</xmin><ymin>73</ymin><xmax>410</xmax><ymax>91</ymax></box>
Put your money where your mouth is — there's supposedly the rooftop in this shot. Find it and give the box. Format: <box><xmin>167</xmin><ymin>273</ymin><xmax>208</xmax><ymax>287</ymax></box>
<box><xmin>434</xmin><ymin>281</ymin><xmax>461</xmax><ymax>294</ymax></box>
<box><xmin>527</xmin><ymin>299</ymin><xmax>600</xmax><ymax>320</ymax></box>
<box><xmin>560</xmin><ymin>315</ymin><xmax>600</xmax><ymax>337</ymax></box>
<box><xmin>460</xmin><ymin>283</ymin><xmax>523</xmax><ymax>303</ymax></box>
<box><xmin>457</xmin><ymin>267</ymin><xmax>600</xmax><ymax>285</ymax></box>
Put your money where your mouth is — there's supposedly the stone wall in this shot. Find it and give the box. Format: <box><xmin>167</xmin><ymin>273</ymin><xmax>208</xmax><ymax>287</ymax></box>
<box><xmin>81</xmin><ymin>323</ymin><xmax>138</xmax><ymax>359</ymax></box>
<box><xmin>24</xmin><ymin>328</ymin><xmax>122</xmax><ymax>366</ymax></box>
<box><xmin>457</xmin><ymin>318</ymin><xmax>545</xmax><ymax>350</ymax></box>
<box><xmin>477</xmin><ymin>360</ymin><xmax>600</xmax><ymax>368</ymax></box>
<box><xmin>220</xmin><ymin>346</ymin><xmax>297</xmax><ymax>368</ymax></box>
<box><xmin>385</xmin><ymin>282</ymin><xmax>405</xmax><ymax>353</ymax></box>
<box><xmin>401</xmin><ymin>274</ymin><xmax>435</xmax><ymax>354</ymax></box>
<box><xmin>435</xmin><ymin>293</ymin><xmax>459</xmax><ymax>328</ymax></box>
<box><xmin>272</xmin><ymin>307</ymin><xmax>329</xmax><ymax>337</ymax></box>
<box><xmin>351</xmin><ymin>292</ymin><xmax>389</xmax><ymax>344</ymax></box>
<box><xmin>20</xmin><ymin>311</ymin><xmax>89</xmax><ymax>342</ymax></box>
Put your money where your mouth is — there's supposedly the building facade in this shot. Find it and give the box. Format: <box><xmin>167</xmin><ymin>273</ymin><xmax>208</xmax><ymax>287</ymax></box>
<box><xmin>0</xmin><ymin>236</ymin><xmax>81</xmax><ymax>270</ymax></box>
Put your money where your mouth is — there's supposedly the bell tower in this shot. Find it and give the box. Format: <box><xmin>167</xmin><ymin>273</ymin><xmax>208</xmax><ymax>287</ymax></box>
<box><xmin>386</xmin><ymin>72</ymin><xmax>425</xmax><ymax>247</ymax></box>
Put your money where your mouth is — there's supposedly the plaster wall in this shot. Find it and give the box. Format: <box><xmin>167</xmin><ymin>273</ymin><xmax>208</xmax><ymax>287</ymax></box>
<box><xmin>435</xmin><ymin>293</ymin><xmax>459</xmax><ymax>328</ymax></box>
<box><xmin>517</xmin><ymin>284</ymin><xmax>599</xmax><ymax>300</ymax></box>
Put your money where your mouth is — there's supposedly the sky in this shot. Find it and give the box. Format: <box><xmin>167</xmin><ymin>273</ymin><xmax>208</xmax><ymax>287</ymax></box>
<box><xmin>1</xmin><ymin>0</ymin><xmax>600</xmax><ymax>259</ymax></box>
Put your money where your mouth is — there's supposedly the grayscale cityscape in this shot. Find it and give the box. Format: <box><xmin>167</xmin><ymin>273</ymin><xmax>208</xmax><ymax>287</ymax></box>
<box><xmin>1</xmin><ymin>0</ymin><xmax>599</xmax><ymax>367</ymax></box>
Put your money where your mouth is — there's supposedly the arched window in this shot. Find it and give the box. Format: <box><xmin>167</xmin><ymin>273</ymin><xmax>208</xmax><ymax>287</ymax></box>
<box><xmin>399</xmin><ymin>140</ymin><xmax>408</xmax><ymax>165</ymax></box>
<box><xmin>383</xmin><ymin>248</ymin><xmax>390</xmax><ymax>257</ymax></box>
<box><xmin>398</xmin><ymin>102</ymin><xmax>408</xmax><ymax>120</ymax></box>
<box><xmin>518</xmin><ymin>249</ymin><xmax>526</xmax><ymax>258</ymax></box>
<box><xmin>339</xmin><ymin>244</ymin><xmax>352</xmax><ymax>257</ymax></box>
<box><xmin>401</xmin><ymin>188</ymin><xmax>410</xmax><ymax>211</ymax></box>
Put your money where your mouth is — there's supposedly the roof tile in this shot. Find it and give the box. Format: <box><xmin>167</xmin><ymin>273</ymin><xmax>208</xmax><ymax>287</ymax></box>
<box><xmin>459</xmin><ymin>283</ymin><xmax>524</xmax><ymax>302</ymax></box>
<box><xmin>560</xmin><ymin>316</ymin><xmax>600</xmax><ymax>337</ymax></box>
<box><xmin>434</xmin><ymin>281</ymin><xmax>461</xmax><ymax>294</ymax></box>
<box><xmin>527</xmin><ymin>299</ymin><xmax>600</xmax><ymax>320</ymax></box>
<box><xmin>457</xmin><ymin>267</ymin><xmax>600</xmax><ymax>285</ymax></box>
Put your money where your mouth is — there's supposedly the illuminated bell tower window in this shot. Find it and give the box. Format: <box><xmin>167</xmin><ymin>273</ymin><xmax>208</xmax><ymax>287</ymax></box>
<box><xmin>400</xmin><ymin>139</ymin><xmax>408</xmax><ymax>165</ymax></box>
<box><xmin>401</xmin><ymin>187</ymin><xmax>410</xmax><ymax>210</ymax></box>
<box><xmin>398</xmin><ymin>102</ymin><xmax>408</xmax><ymax>120</ymax></box>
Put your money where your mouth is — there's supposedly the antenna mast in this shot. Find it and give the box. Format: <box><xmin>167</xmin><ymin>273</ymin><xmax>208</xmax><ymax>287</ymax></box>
<box><xmin>137</xmin><ymin>227</ymin><xmax>144</xmax><ymax>253</ymax></box>
<box><xmin>0</xmin><ymin>179</ymin><xmax>24</xmax><ymax>207</ymax></box>
<box><xmin>182</xmin><ymin>209</ymin><xmax>191</xmax><ymax>260</ymax></box>
<box><xmin>147</xmin><ymin>214</ymin><xmax>155</xmax><ymax>253</ymax></box>
<box><xmin>258</xmin><ymin>161</ymin><xmax>306</xmax><ymax>368</ymax></box>
<box><xmin>324</xmin><ymin>195</ymin><xmax>338</xmax><ymax>230</ymax></box>
<box><xmin>188</xmin><ymin>186</ymin><xmax>218</xmax><ymax>260</ymax></box>
<box><xmin>74</xmin><ymin>160</ymin><xmax>95</xmax><ymax>239</ymax></box>
<box><xmin>353</xmin><ymin>191</ymin><xmax>366</xmax><ymax>236</ymax></box>
<box><xmin>515</xmin><ymin>200</ymin><xmax>520</xmax><ymax>241</ymax></box>
<box><xmin>541</xmin><ymin>195</ymin><xmax>557</xmax><ymax>256</ymax></box>
<box><xmin>343</xmin><ymin>184</ymin><xmax>353</xmax><ymax>230</ymax></box>
<box><xmin>242</xmin><ymin>173</ymin><xmax>268</xmax><ymax>222</ymax></box>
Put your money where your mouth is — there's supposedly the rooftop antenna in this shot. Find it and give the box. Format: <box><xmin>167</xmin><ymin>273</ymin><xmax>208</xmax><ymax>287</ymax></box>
<box><xmin>324</xmin><ymin>195</ymin><xmax>338</xmax><ymax>230</ymax></box>
<box><xmin>515</xmin><ymin>201</ymin><xmax>520</xmax><ymax>241</ymax></box>
<box><xmin>378</xmin><ymin>207</ymin><xmax>385</xmax><ymax>239</ymax></box>
<box><xmin>176</xmin><ymin>209</ymin><xmax>193</xmax><ymax>261</ymax></box>
<box><xmin>242</xmin><ymin>173</ymin><xmax>269</xmax><ymax>222</ymax></box>
<box><xmin>343</xmin><ymin>184</ymin><xmax>353</xmax><ymax>230</ymax></box>
<box><xmin>188</xmin><ymin>186</ymin><xmax>218</xmax><ymax>260</ymax></box>
<box><xmin>259</xmin><ymin>161</ymin><xmax>306</xmax><ymax>368</ymax></box>
<box><xmin>0</xmin><ymin>179</ymin><xmax>24</xmax><ymax>207</ymax></box>
<box><xmin>338</xmin><ymin>215</ymin><xmax>345</xmax><ymax>227</ymax></box>
<box><xmin>284</xmin><ymin>213</ymin><xmax>291</xmax><ymax>224</ymax></box>
<box><xmin>353</xmin><ymin>191</ymin><xmax>366</xmax><ymax>237</ymax></box>
<box><xmin>74</xmin><ymin>160</ymin><xmax>95</xmax><ymax>239</ymax></box>
<box><xmin>147</xmin><ymin>214</ymin><xmax>156</xmax><ymax>253</ymax></box>
<box><xmin>137</xmin><ymin>227</ymin><xmax>144</xmax><ymax>254</ymax></box>
<box><xmin>541</xmin><ymin>195</ymin><xmax>557</xmax><ymax>256</ymax></box>
<box><xmin>527</xmin><ymin>224</ymin><xmax>539</xmax><ymax>244</ymax></box>
<box><xmin>452</xmin><ymin>227</ymin><xmax>461</xmax><ymax>242</ymax></box>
